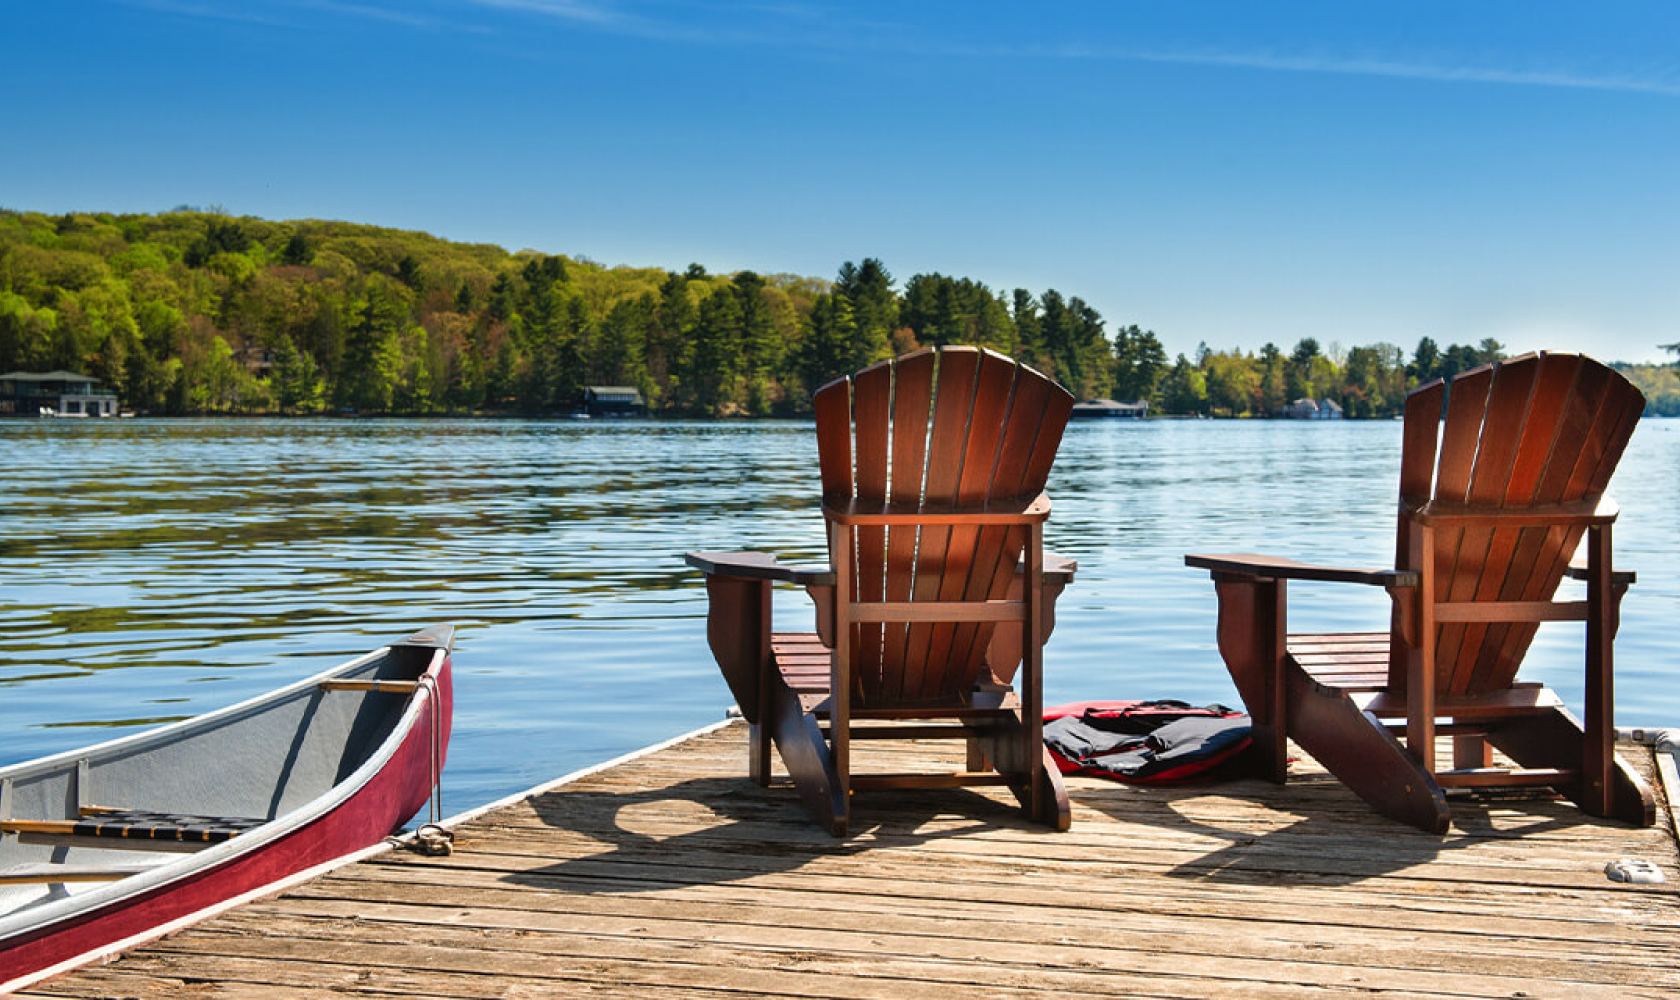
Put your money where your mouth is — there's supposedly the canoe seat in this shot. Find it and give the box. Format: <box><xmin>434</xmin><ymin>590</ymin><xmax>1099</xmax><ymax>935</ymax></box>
<box><xmin>0</xmin><ymin>809</ymin><xmax>266</xmax><ymax>844</ymax></box>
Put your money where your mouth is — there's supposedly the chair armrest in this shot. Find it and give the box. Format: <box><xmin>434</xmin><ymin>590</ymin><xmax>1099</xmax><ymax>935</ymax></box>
<box><xmin>1406</xmin><ymin>496</ymin><xmax>1618</xmax><ymax>528</ymax></box>
<box><xmin>684</xmin><ymin>551</ymin><xmax>836</xmax><ymax>587</ymax></box>
<box><xmin>824</xmin><ymin>492</ymin><xmax>1051</xmax><ymax>526</ymax></box>
<box><xmin>1564</xmin><ymin>559</ymin><xmax>1636</xmax><ymax>587</ymax></box>
<box><xmin>1022</xmin><ymin>552</ymin><xmax>1078</xmax><ymax>585</ymax></box>
<box><xmin>1185</xmin><ymin>552</ymin><xmax>1416</xmax><ymax>588</ymax></box>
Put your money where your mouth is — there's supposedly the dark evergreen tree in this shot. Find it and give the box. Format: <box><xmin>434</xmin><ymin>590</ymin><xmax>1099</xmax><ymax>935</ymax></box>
<box><xmin>281</xmin><ymin>232</ymin><xmax>314</xmax><ymax>266</ymax></box>
<box><xmin>395</xmin><ymin>254</ymin><xmax>423</xmax><ymax>290</ymax></box>
<box><xmin>685</xmin><ymin>284</ymin><xmax>743</xmax><ymax>414</ymax></box>
<box><xmin>1114</xmin><ymin>325</ymin><xmax>1168</xmax><ymax>405</ymax></box>
<box><xmin>1410</xmin><ymin>336</ymin><xmax>1441</xmax><ymax>382</ymax></box>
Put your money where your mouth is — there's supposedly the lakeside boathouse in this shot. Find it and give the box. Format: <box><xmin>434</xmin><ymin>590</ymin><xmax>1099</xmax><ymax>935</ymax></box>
<box><xmin>582</xmin><ymin>385</ymin><xmax>648</xmax><ymax>418</ymax></box>
<box><xmin>1284</xmin><ymin>396</ymin><xmax>1345</xmax><ymax>420</ymax></box>
<box><xmin>1070</xmin><ymin>398</ymin><xmax>1149</xmax><ymax>418</ymax></box>
<box><xmin>0</xmin><ymin>371</ymin><xmax>119</xmax><ymax>418</ymax></box>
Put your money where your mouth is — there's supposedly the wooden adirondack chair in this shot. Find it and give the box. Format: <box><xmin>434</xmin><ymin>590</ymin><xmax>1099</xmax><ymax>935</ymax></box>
<box><xmin>686</xmin><ymin>346</ymin><xmax>1078</xmax><ymax>836</ymax></box>
<box><xmin>1187</xmin><ymin>352</ymin><xmax>1656</xmax><ymax>833</ymax></box>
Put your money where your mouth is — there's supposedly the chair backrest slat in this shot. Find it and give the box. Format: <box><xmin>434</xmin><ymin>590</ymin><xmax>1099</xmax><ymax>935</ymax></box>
<box><xmin>1390</xmin><ymin>380</ymin><xmax>1444</xmax><ymax>667</ymax></box>
<box><xmin>850</xmin><ymin>361</ymin><xmax>893</xmax><ymax>697</ymax></box>
<box><xmin>814</xmin><ymin>346</ymin><xmax>1070</xmax><ymax>706</ymax></box>
<box><xmin>1397</xmin><ymin>381</ymin><xmax>1445</xmax><ymax>507</ymax></box>
<box><xmin>1389</xmin><ymin>353</ymin><xmax>1643</xmax><ymax>697</ymax></box>
<box><xmin>813</xmin><ymin>378</ymin><xmax>853</xmax><ymax>501</ymax></box>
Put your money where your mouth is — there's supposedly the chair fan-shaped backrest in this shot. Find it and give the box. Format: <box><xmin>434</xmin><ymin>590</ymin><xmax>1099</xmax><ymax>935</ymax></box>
<box><xmin>811</xmin><ymin>347</ymin><xmax>1073</xmax><ymax>706</ymax></box>
<box><xmin>1392</xmin><ymin>352</ymin><xmax>1644</xmax><ymax>697</ymax></box>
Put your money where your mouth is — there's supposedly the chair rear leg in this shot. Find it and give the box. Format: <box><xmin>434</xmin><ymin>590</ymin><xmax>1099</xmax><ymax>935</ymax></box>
<box><xmin>1453</xmin><ymin>734</ymin><xmax>1492</xmax><ymax>770</ymax></box>
<box><xmin>1034</xmin><ymin>746</ymin><xmax>1072</xmax><ymax>832</ymax></box>
<box><xmin>975</xmin><ymin>710</ymin><xmax>1070</xmax><ymax>831</ymax></box>
<box><xmin>749</xmin><ymin>720</ymin><xmax>772</xmax><ymax>787</ymax></box>
<box><xmin>1286</xmin><ymin>667</ymin><xmax>1451</xmax><ymax>834</ymax></box>
<box><xmin>1489</xmin><ymin>705</ymin><xmax>1655</xmax><ymax>826</ymax></box>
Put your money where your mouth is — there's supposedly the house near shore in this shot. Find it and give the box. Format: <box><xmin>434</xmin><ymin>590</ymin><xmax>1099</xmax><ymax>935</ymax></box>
<box><xmin>582</xmin><ymin>385</ymin><xmax>647</xmax><ymax>417</ymax></box>
<box><xmin>1071</xmin><ymin>398</ymin><xmax>1149</xmax><ymax>419</ymax></box>
<box><xmin>1285</xmin><ymin>396</ymin><xmax>1344</xmax><ymax>420</ymax></box>
<box><xmin>0</xmin><ymin>371</ymin><xmax>120</xmax><ymax>417</ymax></box>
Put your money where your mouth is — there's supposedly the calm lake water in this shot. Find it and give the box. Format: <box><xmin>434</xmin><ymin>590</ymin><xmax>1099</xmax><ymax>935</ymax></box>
<box><xmin>2</xmin><ymin>417</ymin><xmax>1675</xmax><ymax>816</ymax></box>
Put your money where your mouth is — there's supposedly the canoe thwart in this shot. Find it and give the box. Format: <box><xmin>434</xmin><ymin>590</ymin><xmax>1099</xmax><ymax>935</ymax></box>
<box><xmin>317</xmin><ymin>679</ymin><xmax>423</xmax><ymax>694</ymax></box>
<box><xmin>0</xmin><ymin>809</ymin><xmax>266</xmax><ymax>845</ymax></box>
<box><xmin>0</xmin><ymin>862</ymin><xmax>156</xmax><ymax>885</ymax></box>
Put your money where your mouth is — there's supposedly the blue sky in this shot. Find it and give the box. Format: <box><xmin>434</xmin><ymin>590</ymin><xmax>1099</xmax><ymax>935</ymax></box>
<box><xmin>3</xmin><ymin>1</ymin><xmax>1677</xmax><ymax>362</ymax></box>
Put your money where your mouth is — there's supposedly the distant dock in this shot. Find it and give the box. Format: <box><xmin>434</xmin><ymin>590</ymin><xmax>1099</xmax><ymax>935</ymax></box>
<box><xmin>23</xmin><ymin>722</ymin><xmax>1680</xmax><ymax>998</ymax></box>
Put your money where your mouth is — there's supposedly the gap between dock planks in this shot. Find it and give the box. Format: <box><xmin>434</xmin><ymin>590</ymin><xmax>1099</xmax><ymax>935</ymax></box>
<box><xmin>22</xmin><ymin>719</ymin><xmax>1680</xmax><ymax>1000</ymax></box>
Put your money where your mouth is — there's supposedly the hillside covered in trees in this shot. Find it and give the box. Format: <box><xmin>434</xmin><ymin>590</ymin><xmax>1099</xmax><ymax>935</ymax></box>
<box><xmin>1</xmin><ymin>209</ymin><xmax>1670</xmax><ymax>418</ymax></box>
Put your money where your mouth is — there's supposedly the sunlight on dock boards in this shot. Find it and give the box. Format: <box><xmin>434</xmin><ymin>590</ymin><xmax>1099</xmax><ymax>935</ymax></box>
<box><xmin>21</xmin><ymin>722</ymin><xmax>1680</xmax><ymax>999</ymax></box>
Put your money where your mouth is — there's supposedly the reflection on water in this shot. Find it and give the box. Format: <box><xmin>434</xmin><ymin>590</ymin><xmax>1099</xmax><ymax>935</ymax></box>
<box><xmin>2</xmin><ymin>417</ymin><xmax>1676</xmax><ymax>814</ymax></box>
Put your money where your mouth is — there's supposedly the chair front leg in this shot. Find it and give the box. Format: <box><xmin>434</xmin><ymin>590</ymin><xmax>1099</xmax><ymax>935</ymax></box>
<box><xmin>1210</xmin><ymin>572</ymin><xmax>1288</xmax><ymax>784</ymax></box>
<box><xmin>1403</xmin><ymin>522</ymin><xmax>1437</xmax><ymax>774</ymax></box>
<box><xmin>701</xmin><ymin>574</ymin><xmax>774</xmax><ymax>783</ymax></box>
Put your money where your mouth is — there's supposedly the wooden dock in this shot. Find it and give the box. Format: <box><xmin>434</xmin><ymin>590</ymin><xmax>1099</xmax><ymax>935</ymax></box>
<box><xmin>21</xmin><ymin>722</ymin><xmax>1680</xmax><ymax>999</ymax></box>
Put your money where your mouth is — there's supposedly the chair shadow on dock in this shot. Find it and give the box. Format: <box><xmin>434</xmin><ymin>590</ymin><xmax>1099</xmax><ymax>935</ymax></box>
<box><xmin>1077</xmin><ymin>771</ymin><xmax>1598</xmax><ymax>887</ymax></box>
<box><xmin>499</xmin><ymin>774</ymin><xmax>1062</xmax><ymax>894</ymax></box>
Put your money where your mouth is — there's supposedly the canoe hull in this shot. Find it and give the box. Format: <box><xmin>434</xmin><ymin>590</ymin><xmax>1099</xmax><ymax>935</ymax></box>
<box><xmin>0</xmin><ymin>634</ymin><xmax>453</xmax><ymax>989</ymax></box>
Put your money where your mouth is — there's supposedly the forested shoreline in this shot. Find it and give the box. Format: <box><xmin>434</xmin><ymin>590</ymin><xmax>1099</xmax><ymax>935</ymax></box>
<box><xmin>2</xmin><ymin>209</ymin><xmax>1674</xmax><ymax>418</ymax></box>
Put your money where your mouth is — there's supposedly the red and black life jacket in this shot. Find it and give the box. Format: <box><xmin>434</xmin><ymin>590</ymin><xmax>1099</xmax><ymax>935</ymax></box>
<box><xmin>1043</xmin><ymin>700</ymin><xmax>1251</xmax><ymax>785</ymax></box>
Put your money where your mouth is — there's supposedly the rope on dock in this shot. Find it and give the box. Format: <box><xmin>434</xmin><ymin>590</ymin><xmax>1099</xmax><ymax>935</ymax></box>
<box><xmin>408</xmin><ymin>672</ymin><xmax>453</xmax><ymax>857</ymax></box>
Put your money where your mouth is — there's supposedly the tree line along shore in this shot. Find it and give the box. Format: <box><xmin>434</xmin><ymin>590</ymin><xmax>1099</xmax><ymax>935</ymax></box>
<box><xmin>2</xmin><ymin>209</ymin><xmax>1675</xmax><ymax>418</ymax></box>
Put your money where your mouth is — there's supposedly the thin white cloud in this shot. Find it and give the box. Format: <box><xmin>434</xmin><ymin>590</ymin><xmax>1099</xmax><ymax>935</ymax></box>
<box><xmin>299</xmin><ymin>0</ymin><xmax>457</xmax><ymax>31</ymax></box>
<box><xmin>462</xmin><ymin>0</ymin><xmax>785</xmax><ymax>45</ymax></box>
<box><xmin>120</xmin><ymin>0</ymin><xmax>295</xmax><ymax>28</ymax></box>
<box><xmin>465</xmin><ymin>0</ymin><xmax>628</xmax><ymax>28</ymax></box>
<box><xmin>117</xmin><ymin>0</ymin><xmax>488</xmax><ymax>34</ymax></box>
<box><xmin>1050</xmin><ymin>45</ymin><xmax>1680</xmax><ymax>99</ymax></box>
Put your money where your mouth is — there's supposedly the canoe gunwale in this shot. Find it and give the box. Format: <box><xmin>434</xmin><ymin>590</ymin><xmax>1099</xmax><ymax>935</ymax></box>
<box><xmin>0</xmin><ymin>647</ymin><xmax>389</xmax><ymax>785</ymax></box>
<box><xmin>0</xmin><ymin>635</ymin><xmax>451</xmax><ymax>955</ymax></box>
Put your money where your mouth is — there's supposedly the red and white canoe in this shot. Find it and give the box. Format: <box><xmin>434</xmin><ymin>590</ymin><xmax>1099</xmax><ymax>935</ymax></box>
<box><xmin>0</xmin><ymin>626</ymin><xmax>454</xmax><ymax>990</ymax></box>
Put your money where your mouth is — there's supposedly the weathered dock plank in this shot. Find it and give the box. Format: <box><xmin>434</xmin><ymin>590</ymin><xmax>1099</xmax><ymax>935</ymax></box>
<box><xmin>21</xmin><ymin>723</ymin><xmax>1680</xmax><ymax>999</ymax></box>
